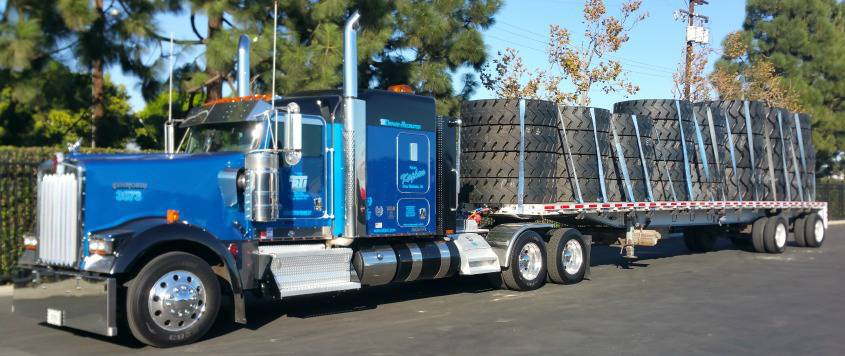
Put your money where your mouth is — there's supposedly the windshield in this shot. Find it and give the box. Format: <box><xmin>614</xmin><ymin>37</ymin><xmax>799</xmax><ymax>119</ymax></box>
<box><xmin>183</xmin><ymin>122</ymin><xmax>262</xmax><ymax>153</ymax></box>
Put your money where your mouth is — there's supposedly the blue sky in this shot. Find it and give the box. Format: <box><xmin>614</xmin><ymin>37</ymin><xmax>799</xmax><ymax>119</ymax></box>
<box><xmin>110</xmin><ymin>0</ymin><xmax>746</xmax><ymax>112</ymax></box>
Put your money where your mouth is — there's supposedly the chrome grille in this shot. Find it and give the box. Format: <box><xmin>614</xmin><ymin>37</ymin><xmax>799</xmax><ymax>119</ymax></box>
<box><xmin>37</xmin><ymin>172</ymin><xmax>79</xmax><ymax>267</ymax></box>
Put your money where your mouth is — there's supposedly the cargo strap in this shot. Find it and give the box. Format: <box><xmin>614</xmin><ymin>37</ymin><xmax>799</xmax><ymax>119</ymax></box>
<box><xmin>557</xmin><ymin>106</ymin><xmax>584</xmax><ymax>203</ymax></box>
<box><xmin>761</xmin><ymin>111</ymin><xmax>778</xmax><ymax>200</ymax></box>
<box><xmin>793</xmin><ymin>113</ymin><xmax>810</xmax><ymax>201</ymax></box>
<box><xmin>723</xmin><ymin>108</ymin><xmax>741</xmax><ymax>201</ymax></box>
<box><xmin>664</xmin><ymin>160</ymin><xmax>678</xmax><ymax>201</ymax></box>
<box><xmin>590</xmin><ymin>108</ymin><xmax>608</xmax><ymax>202</ymax></box>
<box><xmin>742</xmin><ymin>101</ymin><xmax>760</xmax><ymax>200</ymax></box>
<box><xmin>705</xmin><ymin>106</ymin><xmax>724</xmax><ymax>200</ymax></box>
<box><xmin>789</xmin><ymin>138</ymin><xmax>804</xmax><ymax>201</ymax></box>
<box><xmin>610</xmin><ymin>120</ymin><xmax>635</xmax><ymax>202</ymax></box>
<box><xmin>631</xmin><ymin>114</ymin><xmax>654</xmax><ymax>201</ymax></box>
<box><xmin>517</xmin><ymin>99</ymin><xmax>525</xmax><ymax>213</ymax></box>
<box><xmin>776</xmin><ymin>111</ymin><xmax>791</xmax><ymax>201</ymax></box>
<box><xmin>675</xmin><ymin>100</ymin><xmax>694</xmax><ymax>201</ymax></box>
<box><xmin>691</xmin><ymin>109</ymin><xmax>712</xmax><ymax>200</ymax></box>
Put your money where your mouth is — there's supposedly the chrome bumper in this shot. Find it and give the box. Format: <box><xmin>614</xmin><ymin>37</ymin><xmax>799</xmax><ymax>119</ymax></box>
<box><xmin>12</xmin><ymin>268</ymin><xmax>117</xmax><ymax>337</ymax></box>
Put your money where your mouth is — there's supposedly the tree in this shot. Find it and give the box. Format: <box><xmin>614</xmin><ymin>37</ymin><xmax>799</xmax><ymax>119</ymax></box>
<box><xmin>174</xmin><ymin>1</ymin><xmax>500</xmax><ymax>116</ymax></box>
<box><xmin>716</xmin><ymin>0</ymin><xmax>845</xmax><ymax>162</ymax></box>
<box><xmin>672</xmin><ymin>44</ymin><xmax>712</xmax><ymax>102</ymax></box>
<box><xmin>482</xmin><ymin>0</ymin><xmax>647</xmax><ymax>106</ymax></box>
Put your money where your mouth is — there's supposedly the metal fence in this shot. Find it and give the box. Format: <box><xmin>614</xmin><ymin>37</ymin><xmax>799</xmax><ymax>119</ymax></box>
<box><xmin>817</xmin><ymin>183</ymin><xmax>845</xmax><ymax>219</ymax></box>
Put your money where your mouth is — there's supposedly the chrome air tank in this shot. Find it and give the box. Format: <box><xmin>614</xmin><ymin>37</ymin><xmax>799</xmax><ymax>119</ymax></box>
<box><xmin>245</xmin><ymin>151</ymin><xmax>279</xmax><ymax>222</ymax></box>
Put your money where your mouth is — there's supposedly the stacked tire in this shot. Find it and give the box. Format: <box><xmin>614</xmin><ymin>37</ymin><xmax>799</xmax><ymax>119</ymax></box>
<box><xmin>460</xmin><ymin>99</ymin><xmax>561</xmax><ymax>204</ymax></box>
<box><xmin>714</xmin><ymin>100</ymin><xmax>764</xmax><ymax>201</ymax></box>
<box><xmin>691</xmin><ymin>102</ymin><xmax>727</xmax><ymax>201</ymax></box>
<box><xmin>605</xmin><ymin>113</ymin><xmax>655</xmax><ymax>202</ymax></box>
<box><xmin>556</xmin><ymin>106</ymin><xmax>610</xmax><ymax>202</ymax></box>
<box><xmin>614</xmin><ymin>99</ymin><xmax>698</xmax><ymax>201</ymax></box>
<box><xmin>797</xmin><ymin>113</ymin><xmax>816</xmax><ymax>200</ymax></box>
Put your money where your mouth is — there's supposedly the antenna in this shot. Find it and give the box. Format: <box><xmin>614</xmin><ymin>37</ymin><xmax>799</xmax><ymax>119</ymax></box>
<box><xmin>168</xmin><ymin>33</ymin><xmax>174</xmax><ymax>125</ymax></box>
<box><xmin>271</xmin><ymin>0</ymin><xmax>279</xmax><ymax>151</ymax></box>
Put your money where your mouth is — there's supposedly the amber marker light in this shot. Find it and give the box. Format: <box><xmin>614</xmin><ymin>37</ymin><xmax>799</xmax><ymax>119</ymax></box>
<box><xmin>166</xmin><ymin>209</ymin><xmax>181</xmax><ymax>224</ymax></box>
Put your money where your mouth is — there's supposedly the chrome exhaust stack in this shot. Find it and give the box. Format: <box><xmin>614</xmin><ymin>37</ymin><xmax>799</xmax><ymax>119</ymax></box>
<box><xmin>339</xmin><ymin>11</ymin><xmax>363</xmax><ymax>244</ymax></box>
<box><xmin>237</xmin><ymin>34</ymin><xmax>251</xmax><ymax>97</ymax></box>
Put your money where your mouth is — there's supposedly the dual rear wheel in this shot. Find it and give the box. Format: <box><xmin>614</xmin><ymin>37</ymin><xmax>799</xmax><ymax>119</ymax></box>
<box><xmin>496</xmin><ymin>229</ymin><xmax>587</xmax><ymax>291</ymax></box>
<box><xmin>750</xmin><ymin>212</ymin><xmax>825</xmax><ymax>254</ymax></box>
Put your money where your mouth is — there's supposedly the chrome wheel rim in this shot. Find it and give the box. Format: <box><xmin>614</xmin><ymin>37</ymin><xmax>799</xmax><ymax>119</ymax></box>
<box><xmin>148</xmin><ymin>270</ymin><xmax>206</xmax><ymax>332</ymax></box>
<box><xmin>814</xmin><ymin>220</ymin><xmax>824</xmax><ymax>244</ymax></box>
<box><xmin>518</xmin><ymin>242</ymin><xmax>543</xmax><ymax>281</ymax></box>
<box><xmin>563</xmin><ymin>239</ymin><xmax>583</xmax><ymax>275</ymax></box>
<box><xmin>775</xmin><ymin>222</ymin><xmax>787</xmax><ymax>248</ymax></box>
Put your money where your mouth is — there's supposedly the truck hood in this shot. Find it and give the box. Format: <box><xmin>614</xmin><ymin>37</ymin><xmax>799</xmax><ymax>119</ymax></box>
<box><xmin>68</xmin><ymin>152</ymin><xmax>247</xmax><ymax>240</ymax></box>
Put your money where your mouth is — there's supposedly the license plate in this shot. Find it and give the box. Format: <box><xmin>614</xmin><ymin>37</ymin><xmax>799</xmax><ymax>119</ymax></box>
<box><xmin>47</xmin><ymin>308</ymin><xmax>63</xmax><ymax>326</ymax></box>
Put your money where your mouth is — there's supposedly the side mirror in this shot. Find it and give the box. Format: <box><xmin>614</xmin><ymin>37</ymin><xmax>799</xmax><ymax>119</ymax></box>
<box><xmin>283</xmin><ymin>102</ymin><xmax>303</xmax><ymax>165</ymax></box>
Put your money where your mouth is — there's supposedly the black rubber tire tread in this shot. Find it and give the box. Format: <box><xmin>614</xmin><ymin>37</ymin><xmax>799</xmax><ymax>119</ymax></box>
<box><xmin>557</xmin><ymin>177</ymin><xmax>605</xmax><ymax>202</ymax></box>
<box><xmin>461</xmin><ymin>99</ymin><xmax>558</xmax><ymax>127</ymax></box>
<box><xmin>751</xmin><ymin>217</ymin><xmax>768</xmax><ymax>253</ymax></box>
<box><xmin>558</xmin><ymin>106</ymin><xmax>611</xmax><ymax>132</ymax></box>
<box><xmin>546</xmin><ymin>228</ymin><xmax>587</xmax><ymax>284</ymax></box>
<box><xmin>461</xmin><ymin>124</ymin><xmax>561</xmax><ymax>153</ymax></box>
<box><xmin>126</xmin><ymin>251</ymin><xmax>221</xmax><ymax>348</ymax></box>
<box><xmin>501</xmin><ymin>230</ymin><xmax>547</xmax><ymax>291</ymax></box>
<box><xmin>793</xmin><ymin>215</ymin><xmax>807</xmax><ymax>247</ymax></box>
<box><xmin>461</xmin><ymin>151</ymin><xmax>562</xmax><ymax>178</ymax></box>
<box><xmin>461</xmin><ymin>177</ymin><xmax>559</xmax><ymax>204</ymax></box>
<box><xmin>804</xmin><ymin>212</ymin><xmax>824</xmax><ymax>248</ymax></box>
<box><xmin>557</xmin><ymin>154</ymin><xmax>608</xmax><ymax>179</ymax></box>
<box><xmin>763</xmin><ymin>215</ymin><xmax>787</xmax><ymax>254</ymax></box>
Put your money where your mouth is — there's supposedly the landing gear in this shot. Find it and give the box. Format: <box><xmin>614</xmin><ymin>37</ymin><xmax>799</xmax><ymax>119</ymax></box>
<box><xmin>126</xmin><ymin>252</ymin><xmax>221</xmax><ymax>348</ymax></box>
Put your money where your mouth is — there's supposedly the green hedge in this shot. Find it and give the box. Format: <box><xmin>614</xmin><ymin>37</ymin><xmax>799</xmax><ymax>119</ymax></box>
<box><xmin>0</xmin><ymin>146</ymin><xmax>144</xmax><ymax>279</ymax></box>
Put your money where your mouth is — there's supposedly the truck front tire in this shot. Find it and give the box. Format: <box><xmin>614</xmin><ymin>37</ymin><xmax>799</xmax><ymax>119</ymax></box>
<box><xmin>126</xmin><ymin>252</ymin><xmax>221</xmax><ymax>348</ymax></box>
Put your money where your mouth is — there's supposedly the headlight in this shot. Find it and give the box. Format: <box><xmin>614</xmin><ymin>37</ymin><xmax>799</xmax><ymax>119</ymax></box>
<box><xmin>88</xmin><ymin>236</ymin><xmax>114</xmax><ymax>255</ymax></box>
<box><xmin>23</xmin><ymin>235</ymin><xmax>38</xmax><ymax>251</ymax></box>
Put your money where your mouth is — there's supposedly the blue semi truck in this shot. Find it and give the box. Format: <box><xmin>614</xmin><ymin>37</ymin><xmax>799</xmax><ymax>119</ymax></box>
<box><xmin>12</xmin><ymin>11</ymin><xmax>827</xmax><ymax>347</ymax></box>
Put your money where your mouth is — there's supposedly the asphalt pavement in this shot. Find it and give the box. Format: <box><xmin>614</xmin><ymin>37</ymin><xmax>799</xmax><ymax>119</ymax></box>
<box><xmin>1</xmin><ymin>224</ymin><xmax>844</xmax><ymax>355</ymax></box>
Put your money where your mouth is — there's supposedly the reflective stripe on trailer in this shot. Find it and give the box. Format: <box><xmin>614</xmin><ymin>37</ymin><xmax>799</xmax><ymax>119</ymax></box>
<box><xmin>506</xmin><ymin>200</ymin><xmax>827</xmax><ymax>216</ymax></box>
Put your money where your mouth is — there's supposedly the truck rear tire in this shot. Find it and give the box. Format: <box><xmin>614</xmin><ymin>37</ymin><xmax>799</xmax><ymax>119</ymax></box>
<box><xmin>792</xmin><ymin>216</ymin><xmax>807</xmax><ymax>247</ymax></box>
<box><xmin>546</xmin><ymin>229</ymin><xmax>586</xmax><ymax>284</ymax></box>
<box><xmin>126</xmin><ymin>252</ymin><xmax>221</xmax><ymax>348</ymax></box>
<box><xmin>763</xmin><ymin>216</ymin><xmax>787</xmax><ymax>254</ymax></box>
<box><xmin>500</xmin><ymin>230</ymin><xmax>547</xmax><ymax>291</ymax></box>
<box><xmin>751</xmin><ymin>217</ymin><xmax>768</xmax><ymax>253</ymax></box>
<box><xmin>803</xmin><ymin>212</ymin><xmax>825</xmax><ymax>248</ymax></box>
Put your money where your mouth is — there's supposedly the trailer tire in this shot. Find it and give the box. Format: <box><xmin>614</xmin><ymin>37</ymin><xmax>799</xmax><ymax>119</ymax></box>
<box><xmin>803</xmin><ymin>212</ymin><xmax>825</xmax><ymax>248</ymax></box>
<box><xmin>126</xmin><ymin>252</ymin><xmax>221</xmax><ymax>348</ymax></box>
<box><xmin>684</xmin><ymin>229</ymin><xmax>717</xmax><ymax>252</ymax></box>
<box><xmin>763</xmin><ymin>216</ymin><xmax>788</xmax><ymax>254</ymax></box>
<box><xmin>546</xmin><ymin>229</ymin><xmax>586</xmax><ymax>284</ymax></box>
<box><xmin>500</xmin><ymin>230</ymin><xmax>547</xmax><ymax>291</ymax></box>
<box><xmin>793</xmin><ymin>216</ymin><xmax>807</xmax><ymax>247</ymax></box>
<box><xmin>751</xmin><ymin>217</ymin><xmax>768</xmax><ymax>253</ymax></box>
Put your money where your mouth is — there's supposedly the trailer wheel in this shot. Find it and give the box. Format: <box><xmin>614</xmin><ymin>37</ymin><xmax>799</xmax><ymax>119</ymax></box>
<box><xmin>500</xmin><ymin>230</ymin><xmax>547</xmax><ymax>291</ymax></box>
<box><xmin>803</xmin><ymin>213</ymin><xmax>825</xmax><ymax>248</ymax></box>
<box><xmin>751</xmin><ymin>217</ymin><xmax>768</xmax><ymax>253</ymax></box>
<box><xmin>792</xmin><ymin>216</ymin><xmax>807</xmax><ymax>247</ymax></box>
<box><xmin>763</xmin><ymin>216</ymin><xmax>788</xmax><ymax>254</ymax></box>
<box><xmin>546</xmin><ymin>229</ymin><xmax>586</xmax><ymax>284</ymax></box>
<box><xmin>126</xmin><ymin>252</ymin><xmax>221</xmax><ymax>348</ymax></box>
